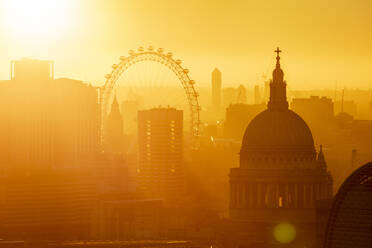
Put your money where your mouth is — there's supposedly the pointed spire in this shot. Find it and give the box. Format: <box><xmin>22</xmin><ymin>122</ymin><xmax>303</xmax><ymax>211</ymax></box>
<box><xmin>111</xmin><ymin>93</ymin><xmax>120</xmax><ymax>113</ymax></box>
<box><xmin>268</xmin><ymin>47</ymin><xmax>288</xmax><ymax>111</ymax></box>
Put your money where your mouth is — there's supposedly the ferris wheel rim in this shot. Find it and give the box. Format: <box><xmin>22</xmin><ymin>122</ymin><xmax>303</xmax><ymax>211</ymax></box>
<box><xmin>100</xmin><ymin>47</ymin><xmax>200</xmax><ymax>140</ymax></box>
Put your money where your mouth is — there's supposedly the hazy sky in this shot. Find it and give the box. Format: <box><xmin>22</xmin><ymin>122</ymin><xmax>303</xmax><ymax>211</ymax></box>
<box><xmin>0</xmin><ymin>0</ymin><xmax>371</xmax><ymax>89</ymax></box>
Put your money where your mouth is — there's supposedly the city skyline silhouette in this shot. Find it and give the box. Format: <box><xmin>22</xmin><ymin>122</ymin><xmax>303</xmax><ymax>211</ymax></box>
<box><xmin>0</xmin><ymin>1</ymin><xmax>371</xmax><ymax>248</ymax></box>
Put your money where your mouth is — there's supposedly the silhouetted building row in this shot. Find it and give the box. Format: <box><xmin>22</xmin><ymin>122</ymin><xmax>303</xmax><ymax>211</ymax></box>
<box><xmin>0</xmin><ymin>59</ymin><xmax>129</xmax><ymax>240</ymax></box>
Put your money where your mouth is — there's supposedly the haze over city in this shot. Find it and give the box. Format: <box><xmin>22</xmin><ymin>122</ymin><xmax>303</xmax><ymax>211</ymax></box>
<box><xmin>0</xmin><ymin>1</ymin><xmax>371</xmax><ymax>248</ymax></box>
<box><xmin>0</xmin><ymin>0</ymin><xmax>371</xmax><ymax>88</ymax></box>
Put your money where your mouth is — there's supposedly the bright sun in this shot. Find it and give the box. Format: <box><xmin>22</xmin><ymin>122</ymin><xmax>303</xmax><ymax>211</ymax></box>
<box><xmin>1</xmin><ymin>0</ymin><xmax>73</xmax><ymax>40</ymax></box>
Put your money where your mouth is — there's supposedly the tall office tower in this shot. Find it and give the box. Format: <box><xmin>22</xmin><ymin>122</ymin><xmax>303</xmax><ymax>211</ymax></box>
<box><xmin>0</xmin><ymin>60</ymin><xmax>101</xmax><ymax>170</ymax></box>
<box><xmin>53</xmin><ymin>78</ymin><xmax>100</xmax><ymax>164</ymax></box>
<box><xmin>105</xmin><ymin>95</ymin><xmax>124</xmax><ymax>154</ymax></box>
<box><xmin>137</xmin><ymin>108</ymin><xmax>184</xmax><ymax>200</ymax></box>
<box><xmin>5</xmin><ymin>59</ymin><xmax>55</xmax><ymax>169</ymax></box>
<box><xmin>254</xmin><ymin>85</ymin><xmax>261</xmax><ymax>104</ymax></box>
<box><xmin>212</xmin><ymin>68</ymin><xmax>222</xmax><ymax>109</ymax></box>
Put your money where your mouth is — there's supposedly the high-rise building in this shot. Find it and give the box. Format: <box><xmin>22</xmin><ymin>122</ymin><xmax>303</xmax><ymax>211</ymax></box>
<box><xmin>137</xmin><ymin>108</ymin><xmax>184</xmax><ymax>200</ymax></box>
<box><xmin>212</xmin><ymin>68</ymin><xmax>221</xmax><ymax>109</ymax></box>
<box><xmin>53</xmin><ymin>78</ymin><xmax>101</xmax><ymax>165</ymax></box>
<box><xmin>0</xmin><ymin>60</ymin><xmax>101</xmax><ymax>170</ymax></box>
<box><xmin>228</xmin><ymin>49</ymin><xmax>333</xmax><ymax>247</ymax></box>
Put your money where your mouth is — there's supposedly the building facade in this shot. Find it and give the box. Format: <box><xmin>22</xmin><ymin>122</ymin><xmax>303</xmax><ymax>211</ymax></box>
<box><xmin>137</xmin><ymin>108</ymin><xmax>184</xmax><ymax>200</ymax></box>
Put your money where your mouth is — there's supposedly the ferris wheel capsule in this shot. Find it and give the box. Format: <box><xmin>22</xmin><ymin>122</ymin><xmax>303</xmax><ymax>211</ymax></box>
<box><xmin>157</xmin><ymin>48</ymin><xmax>164</xmax><ymax>54</ymax></box>
<box><xmin>189</xmin><ymin>80</ymin><xmax>195</xmax><ymax>85</ymax></box>
<box><xmin>128</xmin><ymin>50</ymin><xmax>135</xmax><ymax>55</ymax></box>
<box><xmin>183</xmin><ymin>69</ymin><xmax>189</xmax><ymax>74</ymax></box>
<box><xmin>112</xmin><ymin>64</ymin><xmax>118</xmax><ymax>69</ymax></box>
<box><xmin>148</xmin><ymin>46</ymin><xmax>154</xmax><ymax>51</ymax></box>
<box><xmin>138</xmin><ymin>46</ymin><xmax>144</xmax><ymax>52</ymax></box>
<box><xmin>119</xmin><ymin>56</ymin><xmax>126</xmax><ymax>61</ymax></box>
<box><xmin>105</xmin><ymin>74</ymin><xmax>111</xmax><ymax>79</ymax></box>
<box><xmin>175</xmin><ymin>59</ymin><xmax>182</xmax><ymax>65</ymax></box>
<box><xmin>167</xmin><ymin>52</ymin><xmax>173</xmax><ymax>58</ymax></box>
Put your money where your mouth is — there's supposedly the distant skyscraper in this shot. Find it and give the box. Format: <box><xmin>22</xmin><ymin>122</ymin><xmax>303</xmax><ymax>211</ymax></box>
<box><xmin>254</xmin><ymin>85</ymin><xmax>261</xmax><ymax>104</ymax></box>
<box><xmin>137</xmin><ymin>108</ymin><xmax>184</xmax><ymax>199</ymax></box>
<box><xmin>212</xmin><ymin>68</ymin><xmax>221</xmax><ymax>109</ymax></box>
<box><xmin>105</xmin><ymin>95</ymin><xmax>124</xmax><ymax>154</ymax></box>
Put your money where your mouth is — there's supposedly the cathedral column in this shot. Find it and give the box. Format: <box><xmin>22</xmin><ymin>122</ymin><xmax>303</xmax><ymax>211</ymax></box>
<box><xmin>276</xmin><ymin>184</ymin><xmax>279</xmax><ymax>208</ymax></box>
<box><xmin>295</xmin><ymin>184</ymin><xmax>298</xmax><ymax>208</ymax></box>
<box><xmin>249</xmin><ymin>184</ymin><xmax>253</xmax><ymax>208</ymax></box>
<box><xmin>257</xmin><ymin>183</ymin><xmax>261</xmax><ymax>207</ymax></box>
<box><xmin>242</xmin><ymin>183</ymin><xmax>247</xmax><ymax>208</ymax></box>
<box><xmin>285</xmin><ymin>184</ymin><xmax>289</xmax><ymax>208</ymax></box>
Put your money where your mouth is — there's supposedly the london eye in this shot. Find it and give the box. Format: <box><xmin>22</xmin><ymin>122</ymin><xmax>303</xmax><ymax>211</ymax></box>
<box><xmin>100</xmin><ymin>46</ymin><xmax>201</xmax><ymax>147</ymax></box>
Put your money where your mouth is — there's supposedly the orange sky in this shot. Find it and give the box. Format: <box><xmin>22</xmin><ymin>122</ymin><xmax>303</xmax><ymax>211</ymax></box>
<box><xmin>0</xmin><ymin>0</ymin><xmax>371</xmax><ymax>89</ymax></box>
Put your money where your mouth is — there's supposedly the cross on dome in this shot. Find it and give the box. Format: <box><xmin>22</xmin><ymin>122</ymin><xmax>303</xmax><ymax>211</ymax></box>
<box><xmin>275</xmin><ymin>47</ymin><xmax>282</xmax><ymax>57</ymax></box>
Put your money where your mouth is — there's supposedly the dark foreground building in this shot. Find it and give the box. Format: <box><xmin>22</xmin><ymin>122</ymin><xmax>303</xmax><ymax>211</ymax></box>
<box><xmin>323</xmin><ymin>161</ymin><xmax>372</xmax><ymax>248</ymax></box>
<box><xmin>227</xmin><ymin>49</ymin><xmax>333</xmax><ymax>248</ymax></box>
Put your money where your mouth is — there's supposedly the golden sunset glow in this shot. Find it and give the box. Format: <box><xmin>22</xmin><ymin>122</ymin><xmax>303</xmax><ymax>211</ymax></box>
<box><xmin>1</xmin><ymin>0</ymin><xmax>73</xmax><ymax>40</ymax></box>
<box><xmin>0</xmin><ymin>1</ymin><xmax>370</xmax><ymax>247</ymax></box>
